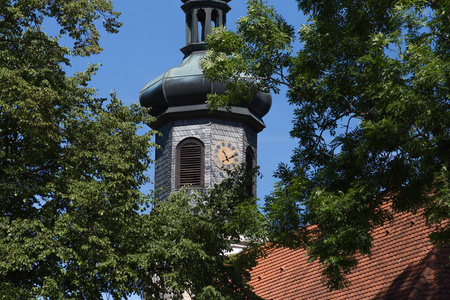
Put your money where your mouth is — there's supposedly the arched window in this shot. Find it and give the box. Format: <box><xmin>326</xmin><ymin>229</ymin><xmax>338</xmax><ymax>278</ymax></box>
<box><xmin>176</xmin><ymin>138</ymin><xmax>204</xmax><ymax>189</ymax></box>
<box><xmin>246</xmin><ymin>146</ymin><xmax>256</xmax><ymax>197</ymax></box>
<box><xmin>197</xmin><ymin>9</ymin><xmax>206</xmax><ymax>41</ymax></box>
<box><xmin>186</xmin><ymin>11</ymin><xmax>193</xmax><ymax>44</ymax></box>
<box><xmin>212</xmin><ymin>9</ymin><xmax>219</xmax><ymax>27</ymax></box>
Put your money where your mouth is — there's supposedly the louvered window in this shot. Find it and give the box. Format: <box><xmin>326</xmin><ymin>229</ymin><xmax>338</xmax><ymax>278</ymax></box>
<box><xmin>246</xmin><ymin>146</ymin><xmax>256</xmax><ymax>197</ymax></box>
<box><xmin>176</xmin><ymin>138</ymin><xmax>204</xmax><ymax>189</ymax></box>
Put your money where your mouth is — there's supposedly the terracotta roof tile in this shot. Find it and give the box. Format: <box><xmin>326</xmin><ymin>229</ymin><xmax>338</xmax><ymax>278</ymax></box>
<box><xmin>250</xmin><ymin>209</ymin><xmax>450</xmax><ymax>300</ymax></box>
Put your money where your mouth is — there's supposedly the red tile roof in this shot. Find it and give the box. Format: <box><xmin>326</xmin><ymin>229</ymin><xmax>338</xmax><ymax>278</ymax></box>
<box><xmin>250</xmin><ymin>210</ymin><xmax>450</xmax><ymax>300</ymax></box>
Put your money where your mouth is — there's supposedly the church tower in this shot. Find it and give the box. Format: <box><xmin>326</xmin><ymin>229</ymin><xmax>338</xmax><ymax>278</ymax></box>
<box><xmin>140</xmin><ymin>0</ymin><xmax>271</xmax><ymax>200</ymax></box>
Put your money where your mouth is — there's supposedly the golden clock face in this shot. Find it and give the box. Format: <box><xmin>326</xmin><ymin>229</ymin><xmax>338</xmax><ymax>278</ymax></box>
<box><xmin>212</xmin><ymin>141</ymin><xmax>240</xmax><ymax>170</ymax></box>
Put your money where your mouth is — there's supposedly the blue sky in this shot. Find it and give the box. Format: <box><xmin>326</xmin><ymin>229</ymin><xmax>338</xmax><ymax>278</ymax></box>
<box><xmin>53</xmin><ymin>1</ymin><xmax>307</xmax><ymax>299</ymax></box>
<box><xmin>59</xmin><ymin>0</ymin><xmax>307</xmax><ymax>204</ymax></box>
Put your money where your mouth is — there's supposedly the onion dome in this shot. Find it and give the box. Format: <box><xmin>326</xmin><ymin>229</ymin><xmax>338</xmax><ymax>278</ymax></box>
<box><xmin>139</xmin><ymin>0</ymin><xmax>272</xmax><ymax>132</ymax></box>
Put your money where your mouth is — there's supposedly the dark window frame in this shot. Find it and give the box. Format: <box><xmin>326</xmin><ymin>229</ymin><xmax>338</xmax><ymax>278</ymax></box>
<box><xmin>176</xmin><ymin>138</ymin><xmax>205</xmax><ymax>189</ymax></box>
<box><xmin>246</xmin><ymin>146</ymin><xmax>256</xmax><ymax>197</ymax></box>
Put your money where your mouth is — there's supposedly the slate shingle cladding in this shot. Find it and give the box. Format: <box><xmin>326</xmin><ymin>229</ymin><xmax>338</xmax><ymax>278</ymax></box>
<box><xmin>154</xmin><ymin>118</ymin><xmax>257</xmax><ymax>200</ymax></box>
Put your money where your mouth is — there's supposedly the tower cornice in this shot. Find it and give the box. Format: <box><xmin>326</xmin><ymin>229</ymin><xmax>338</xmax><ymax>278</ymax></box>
<box><xmin>181</xmin><ymin>0</ymin><xmax>231</xmax><ymax>13</ymax></box>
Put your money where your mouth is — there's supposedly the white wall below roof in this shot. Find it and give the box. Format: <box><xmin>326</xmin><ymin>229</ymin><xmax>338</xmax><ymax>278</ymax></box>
<box><xmin>229</xmin><ymin>242</ymin><xmax>247</xmax><ymax>255</ymax></box>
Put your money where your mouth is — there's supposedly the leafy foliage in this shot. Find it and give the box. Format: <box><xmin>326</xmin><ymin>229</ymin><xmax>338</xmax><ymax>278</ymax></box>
<box><xmin>0</xmin><ymin>1</ymin><xmax>272</xmax><ymax>299</ymax></box>
<box><xmin>201</xmin><ymin>0</ymin><xmax>450</xmax><ymax>290</ymax></box>
<box><xmin>200</xmin><ymin>0</ymin><xmax>295</xmax><ymax>110</ymax></box>
<box><xmin>0</xmin><ymin>1</ymin><xmax>159</xmax><ymax>298</ymax></box>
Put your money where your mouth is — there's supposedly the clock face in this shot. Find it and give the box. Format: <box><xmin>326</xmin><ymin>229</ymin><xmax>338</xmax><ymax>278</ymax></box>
<box><xmin>212</xmin><ymin>141</ymin><xmax>240</xmax><ymax>170</ymax></box>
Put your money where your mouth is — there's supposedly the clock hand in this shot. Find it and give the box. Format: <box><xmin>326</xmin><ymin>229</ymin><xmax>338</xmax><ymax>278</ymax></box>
<box><xmin>226</xmin><ymin>151</ymin><xmax>237</xmax><ymax>159</ymax></box>
<box><xmin>221</xmin><ymin>153</ymin><xmax>236</xmax><ymax>163</ymax></box>
<box><xmin>221</xmin><ymin>149</ymin><xmax>230</xmax><ymax>160</ymax></box>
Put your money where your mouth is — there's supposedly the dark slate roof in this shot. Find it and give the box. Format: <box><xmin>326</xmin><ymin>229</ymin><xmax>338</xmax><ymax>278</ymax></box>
<box><xmin>250</xmin><ymin>208</ymin><xmax>450</xmax><ymax>300</ymax></box>
<box><xmin>139</xmin><ymin>50</ymin><xmax>272</xmax><ymax>131</ymax></box>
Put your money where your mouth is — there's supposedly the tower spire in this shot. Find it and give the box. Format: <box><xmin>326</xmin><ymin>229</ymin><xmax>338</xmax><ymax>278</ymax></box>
<box><xmin>180</xmin><ymin>0</ymin><xmax>231</xmax><ymax>55</ymax></box>
<box><xmin>140</xmin><ymin>0</ymin><xmax>271</xmax><ymax>201</ymax></box>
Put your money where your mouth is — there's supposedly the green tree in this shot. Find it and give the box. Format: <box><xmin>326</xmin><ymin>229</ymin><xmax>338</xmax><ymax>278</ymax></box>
<box><xmin>0</xmin><ymin>1</ymin><xmax>158</xmax><ymax>298</ymax></box>
<box><xmin>0</xmin><ymin>2</ymin><xmax>268</xmax><ymax>299</ymax></box>
<box><xmin>201</xmin><ymin>0</ymin><xmax>450</xmax><ymax>290</ymax></box>
<box><xmin>139</xmin><ymin>166</ymin><xmax>266</xmax><ymax>300</ymax></box>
